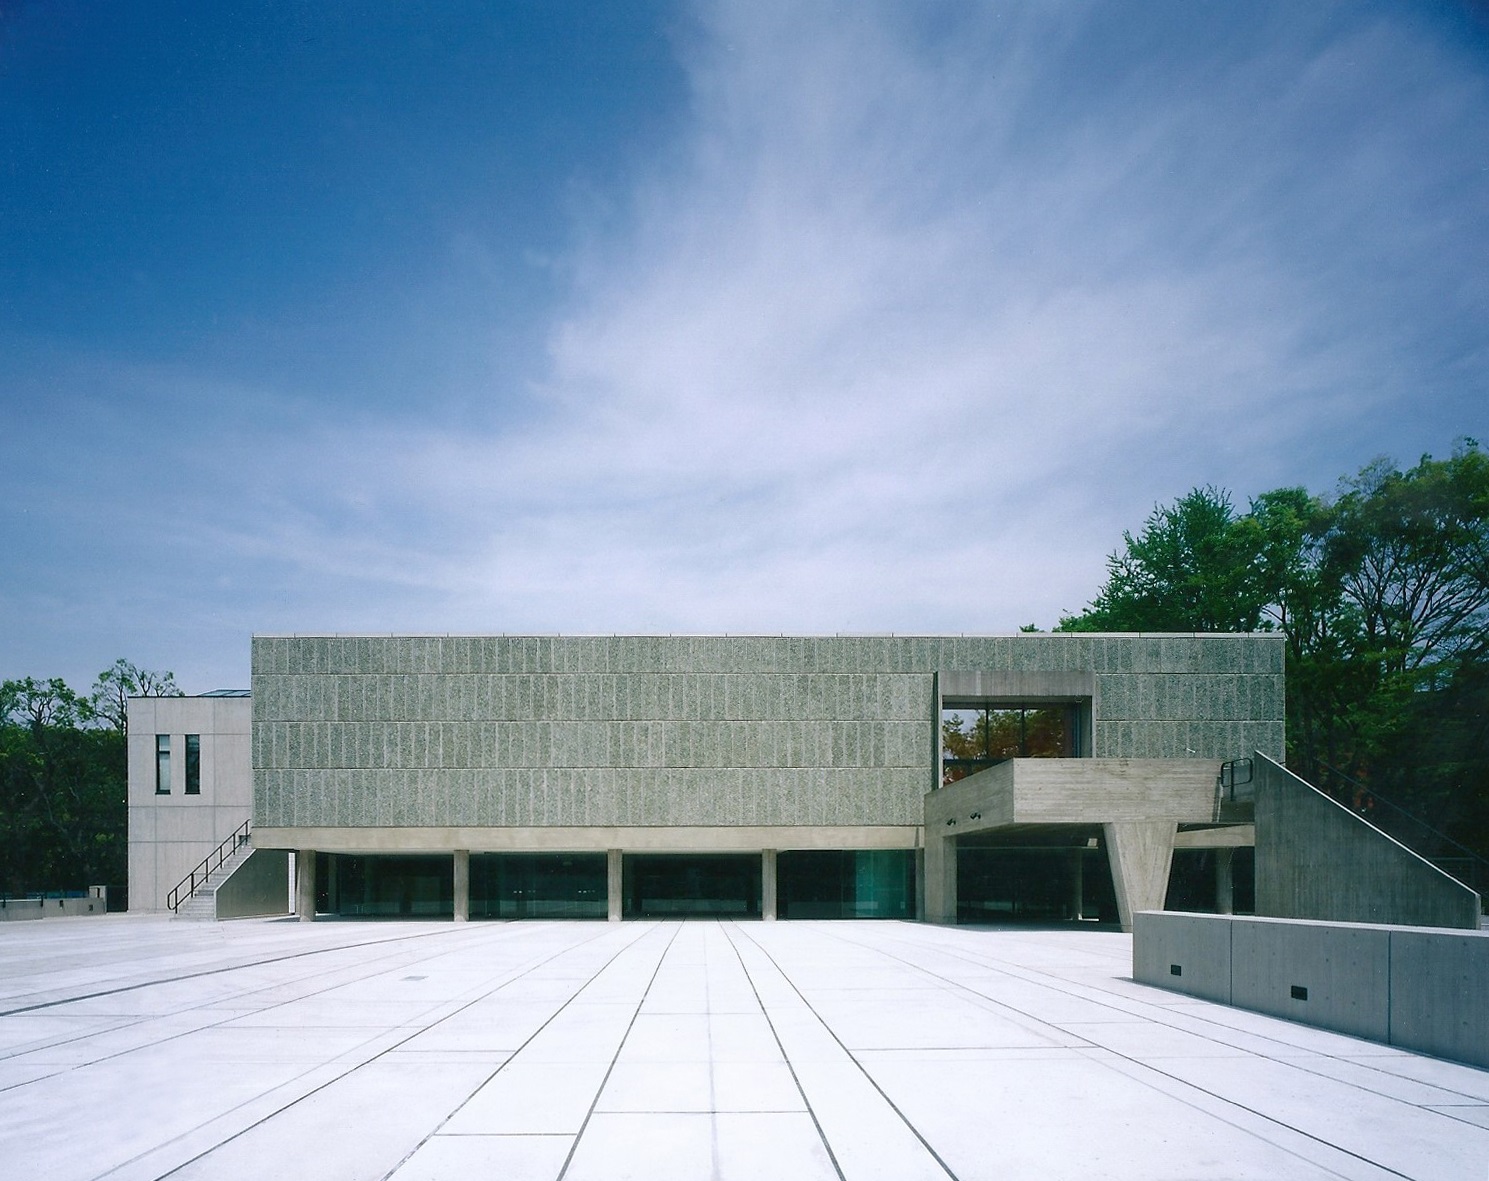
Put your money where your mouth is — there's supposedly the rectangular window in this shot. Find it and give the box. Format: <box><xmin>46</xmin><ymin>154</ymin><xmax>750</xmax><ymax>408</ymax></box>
<box><xmin>155</xmin><ymin>734</ymin><xmax>171</xmax><ymax>794</ymax></box>
<box><xmin>940</xmin><ymin>702</ymin><xmax>1085</xmax><ymax>785</ymax></box>
<box><xmin>185</xmin><ymin>734</ymin><xmax>201</xmax><ymax>795</ymax></box>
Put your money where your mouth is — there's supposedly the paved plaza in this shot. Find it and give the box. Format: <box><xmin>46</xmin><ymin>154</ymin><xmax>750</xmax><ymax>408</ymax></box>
<box><xmin>2</xmin><ymin>916</ymin><xmax>1487</xmax><ymax>1180</ymax></box>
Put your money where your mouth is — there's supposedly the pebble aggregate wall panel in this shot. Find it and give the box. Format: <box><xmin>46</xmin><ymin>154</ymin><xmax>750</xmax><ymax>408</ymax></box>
<box><xmin>252</xmin><ymin>634</ymin><xmax>1284</xmax><ymax>830</ymax></box>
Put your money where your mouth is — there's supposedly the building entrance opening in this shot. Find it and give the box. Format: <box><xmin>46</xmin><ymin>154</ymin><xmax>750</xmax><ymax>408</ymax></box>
<box><xmin>315</xmin><ymin>853</ymin><xmax>453</xmax><ymax>918</ymax></box>
<box><xmin>777</xmin><ymin>850</ymin><xmax>916</xmax><ymax>919</ymax></box>
<box><xmin>470</xmin><ymin>853</ymin><xmax>607</xmax><ymax>919</ymax></box>
<box><xmin>623</xmin><ymin>853</ymin><xmax>761</xmax><ymax>918</ymax></box>
<box><xmin>956</xmin><ymin>830</ymin><xmax>1118</xmax><ymax>925</ymax></box>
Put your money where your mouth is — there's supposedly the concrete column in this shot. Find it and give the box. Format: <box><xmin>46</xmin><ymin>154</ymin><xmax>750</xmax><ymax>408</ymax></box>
<box><xmin>915</xmin><ymin>846</ymin><xmax>926</xmax><ymax>921</ymax></box>
<box><xmin>762</xmin><ymin>849</ymin><xmax>778</xmax><ymax>921</ymax></box>
<box><xmin>924</xmin><ymin>832</ymin><xmax>958</xmax><ymax>924</ymax></box>
<box><xmin>607</xmin><ymin>849</ymin><xmax>623</xmax><ymax>922</ymax></box>
<box><xmin>295</xmin><ymin>849</ymin><xmax>316</xmax><ymax>922</ymax></box>
<box><xmin>1103</xmin><ymin>822</ymin><xmax>1176</xmax><ymax>933</ymax></box>
<box><xmin>453</xmin><ymin>849</ymin><xmax>470</xmax><ymax>922</ymax></box>
<box><xmin>1215</xmin><ymin>847</ymin><xmax>1235</xmax><ymax>915</ymax></box>
<box><xmin>1068</xmin><ymin>849</ymin><xmax>1085</xmax><ymax>921</ymax></box>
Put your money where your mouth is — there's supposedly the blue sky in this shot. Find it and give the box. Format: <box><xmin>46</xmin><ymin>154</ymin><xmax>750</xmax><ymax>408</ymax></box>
<box><xmin>2</xmin><ymin>1</ymin><xmax>1486</xmax><ymax>693</ymax></box>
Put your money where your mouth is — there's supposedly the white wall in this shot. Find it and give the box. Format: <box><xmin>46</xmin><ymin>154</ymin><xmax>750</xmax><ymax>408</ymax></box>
<box><xmin>127</xmin><ymin>695</ymin><xmax>252</xmax><ymax>911</ymax></box>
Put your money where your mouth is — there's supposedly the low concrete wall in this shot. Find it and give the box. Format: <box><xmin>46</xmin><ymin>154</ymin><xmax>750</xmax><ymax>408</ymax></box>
<box><xmin>0</xmin><ymin>895</ymin><xmax>109</xmax><ymax>921</ymax></box>
<box><xmin>1135</xmin><ymin>911</ymin><xmax>1489</xmax><ymax>1069</ymax></box>
<box><xmin>1253</xmin><ymin>752</ymin><xmax>1480</xmax><ymax>929</ymax></box>
<box><xmin>215</xmin><ymin>849</ymin><xmax>291</xmax><ymax>919</ymax></box>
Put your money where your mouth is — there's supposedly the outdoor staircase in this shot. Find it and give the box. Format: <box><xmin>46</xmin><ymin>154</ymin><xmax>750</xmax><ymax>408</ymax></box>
<box><xmin>169</xmin><ymin>821</ymin><xmax>252</xmax><ymax>920</ymax></box>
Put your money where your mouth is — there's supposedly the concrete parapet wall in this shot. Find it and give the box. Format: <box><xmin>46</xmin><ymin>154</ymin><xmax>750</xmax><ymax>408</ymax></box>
<box><xmin>0</xmin><ymin>896</ymin><xmax>108</xmax><ymax>921</ymax></box>
<box><xmin>1135</xmin><ymin>911</ymin><xmax>1489</xmax><ymax>1069</ymax></box>
<box><xmin>215</xmin><ymin>848</ymin><xmax>291</xmax><ymax>919</ymax></box>
<box><xmin>1253</xmin><ymin>752</ymin><xmax>1480</xmax><ymax>929</ymax></box>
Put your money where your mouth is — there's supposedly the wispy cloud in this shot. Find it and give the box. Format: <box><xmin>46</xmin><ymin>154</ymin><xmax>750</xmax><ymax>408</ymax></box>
<box><xmin>4</xmin><ymin>1</ymin><xmax>1485</xmax><ymax>687</ymax></box>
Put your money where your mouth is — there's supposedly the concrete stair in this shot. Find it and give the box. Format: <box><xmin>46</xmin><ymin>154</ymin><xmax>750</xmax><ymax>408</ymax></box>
<box><xmin>173</xmin><ymin>840</ymin><xmax>253</xmax><ymax>921</ymax></box>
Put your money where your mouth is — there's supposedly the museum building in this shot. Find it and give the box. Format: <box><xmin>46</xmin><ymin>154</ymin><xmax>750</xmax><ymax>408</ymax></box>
<box><xmin>129</xmin><ymin>632</ymin><xmax>1284</xmax><ymax>928</ymax></box>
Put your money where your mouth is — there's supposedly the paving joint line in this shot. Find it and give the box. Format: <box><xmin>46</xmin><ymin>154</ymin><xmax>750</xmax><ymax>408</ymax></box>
<box><xmin>377</xmin><ymin>921</ymin><xmax>666</xmax><ymax>1181</ymax></box>
<box><xmin>719</xmin><ymin>922</ymin><xmax>849</xmax><ymax>1181</ymax></box>
<box><xmin>554</xmin><ymin>921</ymin><xmax>686</xmax><ymax>1181</ymax></box>
<box><xmin>814</xmin><ymin>924</ymin><xmax>1412</xmax><ymax>1181</ymax></box>
<box><xmin>853</xmin><ymin>924</ymin><xmax>1489</xmax><ymax>1109</ymax></box>
<box><xmin>93</xmin><ymin>922</ymin><xmax>644</xmax><ymax>1181</ymax></box>
<box><xmin>730</xmin><ymin>923</ymin><xmax>961</xmax><ymax>1181</ymax></box>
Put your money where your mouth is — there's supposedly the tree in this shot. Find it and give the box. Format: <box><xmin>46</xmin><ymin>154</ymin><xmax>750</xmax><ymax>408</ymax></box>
<box><xmin>1057</xmin><ymin>441</ymin><xmax>1489</xmax><ymax>859</ymax></box>
<box><xmin>90</xmin><ymin>658</ymin><xmax>182</xmax><ymax>736</ymax></box>
<box><xmin>0</xmin><ymin>659</ymin><xmax>181</xmax><ymax>894</ymax></box>
<box><xmin>1058</xmin><ymin>487</ymin><xmax>1271</xmax><ymax>633</ymax></box>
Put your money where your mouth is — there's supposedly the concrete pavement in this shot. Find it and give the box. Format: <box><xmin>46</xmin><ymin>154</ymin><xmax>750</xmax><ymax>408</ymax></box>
<box><xmin>2</xmin><ymin>916</ymin><xmax>1486</xmax><ymax>1180</ymax></box>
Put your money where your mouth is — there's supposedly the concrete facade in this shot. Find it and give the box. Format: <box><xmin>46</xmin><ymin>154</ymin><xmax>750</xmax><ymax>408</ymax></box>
<box><xmin>214</xmin><ymin>848</ymin><xmax>291</xmax><ymax>919</ymax></box>
<box><xmin>1134</xmin><ymin>910</ymin><xmax>1489</xmax><ymax>1070</ymax></box>
<box><xmin>242</xmin><ymin>632</ymin><xmax>1283</xmax><ymax>923</ymax></box>
<box><xmin>1254</xmin><ymin>752</ymin><xmax>1481</xmax><ymax>929</ymax></box>
<box><xmin>127</xmin><ymin>693</ymin><xmax>253</xmax><ymax>912</ymax></box>
<box><xmin>251</xmin><ymin>633</ymin><xmax>1282</xmax><ymax>835</ymax></box>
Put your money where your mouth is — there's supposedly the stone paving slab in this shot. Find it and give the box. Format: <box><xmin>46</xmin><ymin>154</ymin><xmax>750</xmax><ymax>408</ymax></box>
<box><xmin>2</xmin><ymin>915</ymin><xmax>1486</xmax><ymax>1180</ymax></box>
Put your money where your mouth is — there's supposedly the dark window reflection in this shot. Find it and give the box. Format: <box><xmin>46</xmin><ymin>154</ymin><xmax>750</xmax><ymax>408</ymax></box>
<box><xmin>470</xmin><ymin>853</ymin><xmax>607</xmax><ymax>919</ymax></box>
<box><xmin>623</xmin><ymin>854</ymin><xmax>761</xmax><ymax>918</ymax></box>
<box><xmin>942</xmin><ymin>705</ymin><xmax>1076</xmax><ymax>784</ymax></box>
<box><xmin>778</xmin><ymin>849</ymin><xmax>915</xmax><ymax>919</ymax></box>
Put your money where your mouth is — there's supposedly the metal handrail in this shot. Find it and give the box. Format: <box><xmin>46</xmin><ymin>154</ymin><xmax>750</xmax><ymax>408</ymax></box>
<box><xmin>1212</xmin><ymin>757</ymin><xmax>1255</xmax><ymax>823</ymax></box>
<box><xmin>167</xmin><ymin>820</ymin><xmax>251</xmax><ymax>912</ymax></box>
<box><xmin>1305</xmin><ymin>759</ymin><xmax>1489</xmax><ymax>871</ymax></box>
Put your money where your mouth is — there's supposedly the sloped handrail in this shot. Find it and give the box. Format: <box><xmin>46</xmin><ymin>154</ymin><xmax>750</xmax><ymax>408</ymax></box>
<box><xmin>167</xmin><ymin>821</ymin><xmax>251</xmax><ymax>912</ymax></box>
<box><xmin>1305</xmin><ymin>758</ymin><xmax>1489</xmax><ymax>897</ymax></box>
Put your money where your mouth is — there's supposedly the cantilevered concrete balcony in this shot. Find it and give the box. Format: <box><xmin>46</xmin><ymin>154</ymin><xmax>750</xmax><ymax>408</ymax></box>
<box><xmin>923</xmin><ymin>758</ymin><xmax>1224</xmax><ymax>931</ymax></box>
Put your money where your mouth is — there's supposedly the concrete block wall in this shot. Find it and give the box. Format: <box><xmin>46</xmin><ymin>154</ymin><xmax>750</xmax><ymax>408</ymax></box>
<box><xmin>1135</xmin><ymin>911</ymin><xmax>1489</xmax><ymax>1069</ymax></box>
<box><xmin>250</xmin><ymin>634</ymin><xmax>1284</xmax><ymax>832</ymax></box>
<box><xmin>1254</xmin><ymin>752</ymin><xmax>1481</xmax><ymax>929</ymax></box>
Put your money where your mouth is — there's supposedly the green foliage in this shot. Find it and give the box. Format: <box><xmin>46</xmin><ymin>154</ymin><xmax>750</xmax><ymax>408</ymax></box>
<box><xmin>1060</xmin><ymin>440</ymin><xmax>1489</xmax><ymax>858</ymax></box>
<box><xmin>0</xmin><ymin>660</ymin><xmax>180</xmax><ymax>894</ymax></box>
<box><xmin>1057</xmin><ymin>487</ymin><xmax>1272</xmax><ymax>632</ymax></box>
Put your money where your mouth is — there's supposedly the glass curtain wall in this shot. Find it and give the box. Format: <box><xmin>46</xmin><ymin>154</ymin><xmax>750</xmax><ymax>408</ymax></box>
<box><xmin>777</xmin><ymin>850</ymin><xmax>916</xmax><ymax>919</ymax></box>
<box><xmin>316</xmin><ymin>854</ymin><xmax>454</xmax><ymax>918</ymax></box>
<box><xmin>941</xmin><ymin>703</ymin><xmax>1079</xmax><ymax>785</ymax></box>
<box><xmin>622</xmin><ymin>854</ymin><xmax>761</xmax><ymax>918</ymax></box>
<box><xmin>469</xmin><ymin>853</ymin><xmax>607</xmax><ymax>919</ymax></box>
<box><xmin>956</xmin><ymin>839</ymin><xmax>1117</xmax><ymax>924</ymax></box>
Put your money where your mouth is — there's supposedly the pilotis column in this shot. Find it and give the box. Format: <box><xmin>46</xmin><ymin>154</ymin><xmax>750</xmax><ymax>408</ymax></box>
<box><xmin>453</xmin><ymin>849</ymin><xmax>470</xmax><ymax>922</ymax></box>
<box><xmin>924</xmin><ymin>832</ymin><xmax>958</xmax><ymax>924</ymax></box>
<box><xmin>607</xmin><ymin>849</ymin><xmax>623</xmax><ymax>922</ymax></box>
<box><xmin>762</xmin><ymin>849</ymin><xmax>778</xmax><ymax>921</ymax></box>
<box><xmin>1215</xmin><ymin>847</ymin><xmax>1235</xmax><ymax>915</ymax></box>
<box><xmin>1102</xmin><ymin>822</ymin><xmax>1176</xmax><ymax>933</ymax></box>
<box><xmin>295</xmin><ymin>849</ymin><xmax>316</xmax><ymax>922</ymax></box>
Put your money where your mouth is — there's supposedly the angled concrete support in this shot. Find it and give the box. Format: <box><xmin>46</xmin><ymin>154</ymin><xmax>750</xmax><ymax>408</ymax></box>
<box><xmin>762</xmin><ymin>849</ymin><xmax>778</xmax><ymax>921</ymax></box>
<box><xmin>1215</xmin><ymin>847</ymin><xmax>1235</xmax><ymax>915</ymax></box>
<box><xmin>295</xmin><ymin>849</ymin><xmax>316</xmax><ymax>922</ymax></box>
<box><xmin>453</xmin><ymin>849</ymin><xmax>469</xmax><ymax>922</ymax></box>
<box><xmin>607</xmin><ymin>849</ymin><xmax>623</xmax><ymax>922</ymax></box>
<box><xmin>1068</xmin><ymin>850</ymin><xmax>1085</xmax><ymax>921</ymax></box>
<box><xmin>924</xmin><ymin>833</ymin><xmax>957</xmax><ymax>924</ymax></box>
<box><xmin>1103</xmin><ymin>822</ymin><xmax>1176</xmax><ymax>932</ymax></box>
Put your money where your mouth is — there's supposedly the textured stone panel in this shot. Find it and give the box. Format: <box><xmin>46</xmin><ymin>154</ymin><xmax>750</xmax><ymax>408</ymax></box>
<box><xmin>252</xmin><ymin>633</ymin><xmax>1284</xmax><ymax>829</ymax></box>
